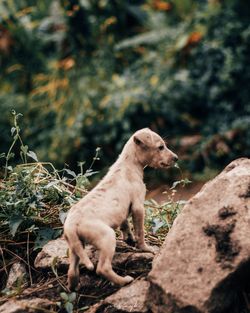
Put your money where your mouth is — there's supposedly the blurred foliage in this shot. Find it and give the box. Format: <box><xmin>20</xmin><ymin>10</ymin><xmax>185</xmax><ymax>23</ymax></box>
<box><xmin>0</xmin><ymin>0</ymin><xmax>249</xmax><ymax>175</ymax></box>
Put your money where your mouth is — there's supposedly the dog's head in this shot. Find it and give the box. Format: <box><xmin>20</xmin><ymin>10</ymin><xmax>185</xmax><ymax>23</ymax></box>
<box><xmin>133</xmin><ymin>128</ymin><xmax>178</xmax><ymax>169</ymax></box>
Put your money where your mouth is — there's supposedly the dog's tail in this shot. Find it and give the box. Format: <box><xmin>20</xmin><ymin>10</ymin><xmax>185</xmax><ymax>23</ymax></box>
<box><xmin>64</xmin><ymin>229</ymin><xmax>94</xmax><ymax>271</ymax></box>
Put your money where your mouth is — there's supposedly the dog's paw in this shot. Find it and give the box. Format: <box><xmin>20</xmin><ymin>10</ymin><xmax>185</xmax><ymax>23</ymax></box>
<box><xmin>123</xmin><ymin>275</ymin><xmax>134</xmax><ymax>285</ymax></box>
<box><xmin>111</xmin><ymin>275</ymin><xmax>134</xmax><ymax>287</ymax></box>
<box><xmin>138</xmin><ymin>244</ymin><xmax>156</xmax><ymax>254</ymax></box>
<box><xmin>86</xmin><ymin>262</ymin><xmax>95</xmax><ymax>271</ymax></box>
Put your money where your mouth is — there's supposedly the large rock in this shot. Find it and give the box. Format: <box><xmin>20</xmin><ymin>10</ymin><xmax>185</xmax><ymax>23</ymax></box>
<box><xmin>148</xmin><ymin>158</ymin><xmax>250</xmax><ymax>313</ymax></box>
<box><xmin>85</xmin><ymin>279</ymin><xmax>150</xmax><ymax>313</ymax></box>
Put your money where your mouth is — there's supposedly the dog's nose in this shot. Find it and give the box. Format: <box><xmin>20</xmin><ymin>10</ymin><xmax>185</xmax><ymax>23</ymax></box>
<box><xmin>173</xmin><ymin>155</ymin><xmax>178</xmax><ymax>163</ymax></box>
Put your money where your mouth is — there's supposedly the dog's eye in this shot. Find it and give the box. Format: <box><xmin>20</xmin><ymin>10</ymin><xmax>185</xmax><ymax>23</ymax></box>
<box><xmin>158</xmin><ymin>145</ymin><xmax>164</xmax><ymax>151</ymax></box>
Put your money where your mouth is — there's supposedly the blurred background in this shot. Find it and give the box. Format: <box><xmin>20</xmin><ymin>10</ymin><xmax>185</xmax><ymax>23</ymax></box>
<box><xmin>0</xmin><ymin>0</ymin><xmax>249</xmax><ymax>188</ymax></box>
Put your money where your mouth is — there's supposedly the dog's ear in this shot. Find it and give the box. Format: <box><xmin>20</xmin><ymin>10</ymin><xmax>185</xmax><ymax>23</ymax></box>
<box><xmin>133</xmin><ymin>135</ymin><xmax>148</xmax><ymax>150</ymax></box>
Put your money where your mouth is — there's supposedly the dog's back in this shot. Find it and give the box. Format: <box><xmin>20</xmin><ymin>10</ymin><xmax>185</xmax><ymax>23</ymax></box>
<box><xmin>64</xmin><ymin>160</ymin><xmax>135</xmax><ymax>231</ymax></box>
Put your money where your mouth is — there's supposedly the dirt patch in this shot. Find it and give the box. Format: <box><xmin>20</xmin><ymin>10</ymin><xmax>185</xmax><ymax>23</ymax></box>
<box><xmin>147</xmin><ymin>181</ymin><xmax>204</xmax><ymax>203</ymax></box>
<box><xmin>203</xmin><ymin>221</ymin><xmax>241</xmax><ymax>268</ymax></box>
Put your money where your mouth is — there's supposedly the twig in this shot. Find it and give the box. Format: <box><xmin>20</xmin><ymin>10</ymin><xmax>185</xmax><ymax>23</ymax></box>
<box><xmin>51</xmin><ymin>257</ymin><xmax>69</xmax><ymax>292</ymax></box>
<box><xmin>22</xmin><ymin>275</ymin><xmax>68</xmax><ymax>297</ymax></box>
<box><xmin>27</xmin><ymin>231</ymin><xmax>33</xmax><ymax>286</ymax></box>
<box><xmin>243</xmin><ymin>291</ymin><xmax>250</xmax><ymax>309</ymax></box>
<box><xmin>2</xmin><ymin>247</ymin><xmax>37</xmax><ymax>273</ymax></box>
<box><xmin>27</xmin><ymin>306</ymin><xmax>57</xmax><ymax>313</ymax></box>
<box><xmin>0</xmin><ymin>245</ymin><xmax>8</xmax><ymax>276</ymax></box>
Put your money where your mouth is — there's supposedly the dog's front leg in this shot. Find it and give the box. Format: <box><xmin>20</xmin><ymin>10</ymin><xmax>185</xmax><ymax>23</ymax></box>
<box><xmin>132</xmin><ymin>206</ymin><xmax>154</xmax><ymax>253</ymax></box>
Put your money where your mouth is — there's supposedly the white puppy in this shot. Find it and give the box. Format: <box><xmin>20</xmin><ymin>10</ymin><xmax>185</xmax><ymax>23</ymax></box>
<box><xmin>64</xmin><ymin>128</ymin><xmax>178</xmax><ymax>290</ymax></box>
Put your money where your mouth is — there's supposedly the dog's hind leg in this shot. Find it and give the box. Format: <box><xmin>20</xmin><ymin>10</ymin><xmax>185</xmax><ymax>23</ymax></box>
<box><xmin>67</xmin><ymin>249</ymin><xmax>80</xmax><ymax>291</ymax></box>
<box><xmin>76</xmin><ymin>242</ymin><xmax>95</xmax><ymax>271</ymax></box>
<box><xmin>65</xmin><ymin>231</ymin><xmax>94</xmax><ymax>290</ymax></box>
<box><xmin>66</xmin><ymin>230</ymin><xmax>94</xmax><ymax>271</ymax></box>
<box><xmin>95</xmin><ymin>224</ymin><xmax>134</xmax><ymax>286</ymax></box>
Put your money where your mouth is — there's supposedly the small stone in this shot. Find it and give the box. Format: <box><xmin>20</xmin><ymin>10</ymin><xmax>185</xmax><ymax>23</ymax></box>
<box><xmin>6</xmin><ymin>262</ymin><xmax>28</xmax><ymax>289</ymax></box>
<box><xmin>34</xmin><ymin>237</ymin><xmax>69</xmax><ymax>269</ymax></box>
<box><xmin>0</xmin><ymin>298</ymin><xmax>54</xmax><ymax>313</ymax></box>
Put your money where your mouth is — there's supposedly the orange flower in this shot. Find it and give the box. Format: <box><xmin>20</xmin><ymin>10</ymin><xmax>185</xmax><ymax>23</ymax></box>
<box><xmin>58</xmin><ymin>57</ymin><xmax>75</xmax><ymax>70</ymax></box>
<box><xmin>188</xmin><ymin>32</ymin><xmax>203</xmax><ymax>45</ymax></box>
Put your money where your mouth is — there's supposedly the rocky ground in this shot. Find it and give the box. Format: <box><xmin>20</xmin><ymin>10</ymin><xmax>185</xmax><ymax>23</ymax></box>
<box><xmin>0</xmin><ymin>237</ymin><xmax>159</xmax><ymax>313</ymax></box>
<box><xmin>1</xmin><ymin>158</ymin><xmax>250</xmax><ymax>313</ymax></box>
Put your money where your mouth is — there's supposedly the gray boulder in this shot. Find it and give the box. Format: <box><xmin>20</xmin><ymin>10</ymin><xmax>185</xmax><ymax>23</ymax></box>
<box><xmin>148</xmin><ymin>158</ymin><xmax>250</xmax><ymax>313</ymax></box>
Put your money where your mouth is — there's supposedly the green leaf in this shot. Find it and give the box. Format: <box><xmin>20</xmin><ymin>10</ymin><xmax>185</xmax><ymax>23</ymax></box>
<box><xmin>152</xmin><ymin>218</ymin><xmax>165</xmax><ymax>234</ymax></box>
<box><xmin>78</xmin><ymin>161</ymin><xmax>86</xmax><ymax>167</ymax></box>
<box><xmin>27</xmin><ymin>150</ymin><xmax>38</xmax><ymax>162</ymax></box>
<box><xmin>6</xmin><ymin>152</ymin><xmax>15</xmax><ymax>161</ymax></box>
<box><xmin>45</xmin><ymin>180</ymin><xmax>58</xmax><ymax>188</ymax></box>
<box><xmin>85</xmin><ymin>170</ymin><xmax>99</xmax><ymax>177</ymax></box>
<box><xmin>34</xmin><ymin>227</ymin><xmax>59</xmax><ymax>250</ymax></box>
<box><xmin>170</xmin><ymin>178</ymin><xmax>192</xmax><ymax>190</ymax></box>
<box><xmin>183</xmin><ymin>178</ymin><xmax>192</xmax><ymax>186</ymax></box>
<box><xmin>65</xmin><ymin>302</ymin><xmax>73</xmax><ymax>313</ymax></box>
<box><xmin>59</xmin><ymin>211</ymin><xmax>68</xmax><ymax>224</ymax></box>
<box><xmin>175</xmin><ymin>34</ymin><xmax>189</xmax><ymax>51</ymax></box>
<box><xmin>21</xmin><ymin>145</ymin><xmax>29</xmax><ymax>154</ymax></box>
<box><xmin>11</xmin><ymin>127</ymin><xmax>16</xmax><ymax>135</ymax></box>
<box><xmin>170</xmin><ymin>181</ymin><xmax>181</xmax><ymax>190</ymax></box>
<box><xmin>78</xmin><ymin>306</ymin><xmax>89</xmax><ymax>311</ymax></box>
<box><xmin>60</xmin><ymin>292</ymin><xmax>69</xmax><ymax>301</ymax></box>
<box><xmin>68</xmin><ymin>292</ymin><xmax>76</xmax><ymax>302</ymax></box>
<box><xmin>9</xmin><ymin>215</ymin><xmax>24</xmax><ymax>237</ymax></box>
<box><xmin>144</xmin><ymin>200</ymin><xmax>153</xmax><ymax>206</ymax></box>
<box><xmin>16</xmin><ymin>113</ymin><xmax>23</xmax><ymax>119</ymax></box>
<box><xmin>64</xmin><ymin>169</ymin><xmax>76</xmax><ymax>178</ymax></box>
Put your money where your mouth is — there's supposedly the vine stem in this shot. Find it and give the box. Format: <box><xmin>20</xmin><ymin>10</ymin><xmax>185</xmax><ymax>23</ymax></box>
<box><xmin>4</xmin><ymin>134</ymin><xmax>18</xmax><ymax>179</ymax></box>
<box><xmin>27</xmin><ymin>231</ymin><xmax>33</xmax><ymax>286</ymax></box>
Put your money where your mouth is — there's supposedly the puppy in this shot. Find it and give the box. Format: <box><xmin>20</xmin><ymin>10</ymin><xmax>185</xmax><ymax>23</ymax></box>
<box><xmin>64</xmin><ymin>128</ymin><xmax>178</xmax><ymax>290</ymax></box>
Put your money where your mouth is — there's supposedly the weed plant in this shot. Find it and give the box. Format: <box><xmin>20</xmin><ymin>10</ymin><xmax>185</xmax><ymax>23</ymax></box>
<box><xmin>0</xmin><ymin>112</ymin><xmax>99</xmax><ymax>291</ymax></box>
<box><xmin>145</xmin><ymin>175</ymin><xmax>191</xmax><ymax>244</ymax></box>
